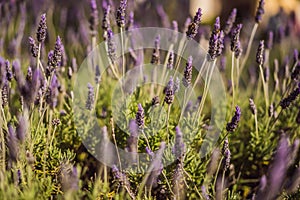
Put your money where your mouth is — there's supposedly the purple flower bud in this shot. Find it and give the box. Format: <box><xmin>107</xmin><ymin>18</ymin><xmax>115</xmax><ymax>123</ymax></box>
<box><xmin>37</xmin><ymin>13</ymin><xmax>47</xmax><ymax>43</ymax></box>
<box><xmin>208</xmin><ymin>17</ymin><xmax>221</xmax><ymax>61</ymax></box>
<box><xmin>256</xmin><ymin>40</ymin><xmax>265</xmax><ymax>66</ymax></box>
<box><xmin>1</xmin><ymin>80</ymin><xmax>8</xmax><ymax>107</ymax></box>
<box><xmin>216</xmin><ymin>30</ymin><xmax>225</xmax><ymax>57</ymax></box>
<box><xmin>183</xmin><ymin>17</ymin><xmax>192</xmax><ymax>34</ymax></box>
<box><xmin>126</xmin><ymin>11</ymin><xmax>134</xmax><ymax>31</ymax></box>
<box><xmin>226</xmin><ymin>106</ymin><xmax>241</xmax><ymax>132</ymax></box>
<box><xmin>89</xmin><ymin>0</ymin><xmax>99</xmax><ymax>36</ymax></box>
<box><xmin>182</xmin><ymin>56</ymin><xmax>193</xmax><ymax>87</ymax></box>
<box><xmin>266</xmin><ymin>31</ymin><xmax>274</xmax><ymax>50</ymax></box>
<box><xmin>5</xmin><ymin>60</ymin><xmax>13</xmax><ymax>82</ymax></box>
<box><xmin>26</xmin><ymin>66</ymin><xmax>32</xmax><ymax>82</ymax></box>
<box><xmin>280</xmin><ymin>83</ymin><xmax>300</xmax><ymax>109</ymax></box>
<box><xmin>167</xmin><ymin>51</ymin><xmax>174</xmax><ymax>70</ymax></box>
<box><xmin>86</xmin><ymin>83</ymin><xmax>95</xmax><ymax>110</ymax></box>
<box><xmin>46</xmin><ymin>74</ymin><xmax>59</xmax><ymax>109</ymax></box>
<box><xmin>255</xmin><ymin>0</ymin><xmax>265</xmax><ymax>23</ymax></box>
<box><xmin>173</xmin><ymin>77</ymin><xmax>180</xmax><ymax>94</ymax></box>
<box><xmin>151</xmin><ymin>35</ymin><xmax>160</xmax><ymax>65</ymax></box>
<box><xmin>164</xmin><ymin>76</ymin><xmax>174</xmax><ymax>104</ymax></box>
<box><xmin>152</xmin><ymin>96</ymin><xmax>160</xmax><ymax>106</ymax></box>
<box><xmin>136</xmin><ymin>103</ymin><xmax>144</xmax><ymax>129</ymax></box>
<box><xmin>102</xmin><ymin>3</ymin><xmax>111</xmax><ymax>40</ymax></box>
<box><xmin>107</xmin><ymin>29</ymin><xmax>117</xmax><ymax>62</ymax></box>
<box><xmin>173</xmin><ymin>126</ymin><xmax>185</xmax><ymax>160</ymax></box>
<box><xmin>231</xmin><ymin>24</ymin><xmax>243</xmax><ymax>59</ymax></box>
<box><xmin>224</xmin><ymin>8</ymin><xmax>237</xmax><ymax>35</ymax></box>
<box><xmin>293</xmin><ymin>49</ymin><xmax>299</xmax><ymax>64</ymax></box>
<box><xmin>29</xmin><ymin>37</ymin><xmax>38</xmax><ymax>57</ymax></box>
<box><xmin>116</xmin><ymin>0</ymin><xmax>127</xmax><ymax>28</ymax></box>
<box><xmin>53</xmin><ymin>36</ymin><xmax>62</xmax><ymax>67</ymax></box>
<box><xmin>186</xmin><ymin>8</ymin><xmax>202</xmax><ymax>39</ymax></box>
<box><xmin>249</xmin><ymin>98</ymin><xmax>257</xmax><ymax>115</ymax></box>
<box><xmin>111</xmin><ymin>165</ymin><xmax>134</xmax><ymax>197</ymax></box>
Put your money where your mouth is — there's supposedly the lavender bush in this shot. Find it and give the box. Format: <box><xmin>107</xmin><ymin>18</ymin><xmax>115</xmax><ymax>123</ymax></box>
<box><xmin>0</xmin><ymin>1</ymin><xmax>299</xmax><ymax>199</ymax></box>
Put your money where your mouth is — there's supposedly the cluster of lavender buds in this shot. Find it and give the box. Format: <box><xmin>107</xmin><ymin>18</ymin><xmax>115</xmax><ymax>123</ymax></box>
<box><xmin>7</xmin><ymin>123</ymin><xmax>18</xmax><ymax>163</ymax></box>
<box><xmin>1</xmin><ymin>80</ymin><xmax>8</xmax><ymax>107</ymax></box>
<box><xmin>6</xmin><ymin>60</ymin><xmax>13</xmax><ymax>82</ymax></box>
<box><xmin>89</xmin><ymin>0</ymin><xmax>99</xmax><ymax>36</ymax></box>
<box><xmin>249</xmin><ymin>98</ymin><xmax>257</xmax><ymax>115</ymax></box>
<box><xmin>256</xmin><ymin>40</ymin><xmax>265</xmax><ymax>66</ymax></box>
<box><xmin>107</xmin><ymin>29</ymin><xmax>117</xmax><ymax>62</ymax></box>
<box><xmin>126</xmin><ymin>11</ymin><xmax>134</xmax><ymax>31</ymax></box>
<box><xmin>173</xmin><ymin>126</ymin><xmax>185</xmax><ymax>160</ymax></box>
<box><xmin>222</xmin><ymin>138</ymin><xmax>231</xmax><ymax>171</ymax></box>
<box><xmin>164</xmin><ymin>76</ymin><xmax>174</xmax><ymax>105</ymax></box>
<box><xmin>226</xmin><ymin>106</ymin><xmax>241</xmax><ymax>132</ymax></box>
<box><xmin>102</xmin><ymin>3</ymin><xmax>111</xmax><ymax>40</ymax></box>
<box><xmin>173</xmin><ymin>77</ymin><xmax>180</xmax><ymax>93</ymax></box>
<box><xmin>167</xmin><ymin>51</ymin><xmax>174</xmax><ymax>70</ymax></box>
<box><xmin>208</xmin><ymin>17</ymin><xmax>224</xmax><ymax>61</ymax></box>
<box><xmin>224</xmin><ymin>8</ymin><xmax>237</xmax><ymax>35</ymax></box>
<box><xmin>116</xmin><ymin>0</ymin><xmax>127</xmax><ymax>28</ymax></box>
<box><xmin>152</xmin><ymin>96</ymin><xmax>160</xmax><ymax>106</ymax></box>
<box><xmin>111</xmin><ymin>165</ymin><xmax>135</xmax><ymax>199</ymax></box>
<box><xmin>53</xmin><ymin>36</ymin><xmax>63</xmax><ymax>67</ymax></box>
<box><xmin>126</xmin><ymin>120</ymin><xmax>139</xmax><ymax>151</ymax></box>
<box><xmin>46</xmin><ymin>74</ymin><xmax>59</xmax><ymax>109</ymax></box>
<box><xmin>231</xmin><ymin>24</ymin><xmax>243</xmax><ymax>59</ymax></box>
<box><xmin>151</xmin><ymin>35</ymin><xmax>161</xmax><ymax>65</ymax></box>
<box><xmin>182</xmin><ymin>56</ymin><xmax>193</xmax><ymax>87</ymax></box>
<box><xmin>37</xmin><ymin>13</ymin><xmax>47</xmax><ymax>43</ymax></box>
<box><xmin>16</xmin><ymin>113</ymin><xmax>28</xmax><ymax>143</ymax></box>
<box><xmin>86</xmin><ymin>83</ymin><xmax>95</xmax><ymax>110</ymax></box>
<box><xmin>186</xmin><ymin>8</ymin><xmax>202</xmax><ymax>39</ymax></box>
<box><xmin>255</xmin><ymin>0</ymin><xmax>265</xmax><ymax>23</ymax></box>
<box><xmin>280</xmin><ymin>83</ymin><xmax>300</xmax><ymax>109</ymax></box>
<box><xmin>28</xmin><ymin>37</ymin><xmax>38</xmax><ymax>57</ymax></box>
<box><xmin>135</xmin><ymin>103</ymin><xmax>144</xmax><ymax>129</ymax></box>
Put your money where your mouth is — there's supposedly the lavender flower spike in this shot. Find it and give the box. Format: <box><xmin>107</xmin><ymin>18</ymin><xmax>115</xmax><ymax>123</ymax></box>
<box><xmin>226</xmin><ymin>106</ymin><xmax>241</xmax><ymax>132</ymax></box>
<box><xmin>135</xmin><ymin>103</ymin><xmax>144</xmax><ymax>129</ymax></box>
<box><xmin>167</xmin><ymin>51</ymin><xmax>174</xmax><ymax>70</ymax></box>
<box><xmin>86</xmin><ymin>83</ymin><xmax>95</xmax><ymax>110</ymax></box>
<box><xmin>37</xmin><ymin>13</ymin><xmax>47</xmax><ymax>43</ymax></box>
<box><xmin>89</xmin><ymin>0</ymin><xmax>99</xmax><ymax>36</ymax></box>
<box><xmin>107</xmin><ymin>29</ymin><xmax>117</xmax><ymax>62</ymax></box>
<box><xmin>280</xmin><ymin>83</ymin><xmax>300</xmax><ymax>109</ymax></box>
<box><xmin>182</xmin><ymin>56</ymin><xmax>193</xmax><ymax>87</ymax></box>
<box><xmin>208</xmin><ymin>17</ymin><xmax>221</xmax><ymax>61</ymax></box>
<box><xmin>29</xmin><ymin>37</ymin><xmax>38</xmax><ymax>57</ymax></box>
<box><xmin>164</xmin><ymin>76</ymin><xmax>174</xmax><ymax>104</ymax></box>
<box><xmin>173</xmin><ymin>126</ymin><xmax>185</xmax><ymax>160</ymax></box>
<box><xmin>102</xmin><ymin>3</ymin><xmax>111</xmax><ymax>40</ymax></box>
<box><xmin>256</xmin><ymin>40</ymin><xmax>265</xmax><ymax>66</ymax></box>
<box><xmin>16</xmin><ymin>112</ymin><xmax>28</xmax><ymax>143</ymax></box>
<box><xmin>116</xmin><ymin>0</ymin><xmax>127</xmax><ymax>28</ymax></box>
<box><xmin>151</xmin><ymin>35</ymin><xmax>160</xmax><ymax>65</ymax></box>
<box><xmin>266</xmin><ymin>31</ymin><xmax>274</xmax><ymax>50</ymax></box>
<box><xmin>53</xmin><ymin>36</ymin><xmax>62</xmax><ymax>67</ymax></box>
<box><xmin>7</xmin><ymin>123</ymin><xmax>18</xmax><ymax>162</ymax></box>
<box><xmin>224</xmin><ymin>8</ymin><xmax>237</xmax><ymax>35</ymax></box>
<box><xmin>255</xmin><ymin>0</ymin><xmax>265</xmax><ymax>23</ymax></box>
<box><xmin>231</xmin><ymin>24</ymin><xmax>243</xmax><ymax>59</ymax></box>
<box><xmin>186</xmin><ymin>8</ymin><xmax>202</xmax><ymax>39</ymax></box>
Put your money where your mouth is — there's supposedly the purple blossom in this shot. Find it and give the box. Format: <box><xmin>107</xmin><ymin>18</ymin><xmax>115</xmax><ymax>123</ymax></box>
<box><xmin>173</xmin><ymin>126</ymin><xmax>185</xmax><ymax>160</ymax></box>
<box><xmin>7</xmin><ymin>123</ymin><xmax>18</xmax><ymax>162</ymax></box>
<box><xmin>167</xmin><ymin>51</ymin><xmax>174</xmax><ymax>70</ymax></box>
<box><xmin>107</xmin><ymin>29</ymin><xmax>117</xmax><ymax>62</ymax></box>
<box><xmin>151</xmin><ymin>35</ymin><xmax>160</xmax><ymax>65</ymax></box>
<box><xmin>256</xmin><ymin>40</ymin><xmax>265</xmax><ymax>66</ymax></box>
<box><xmin>255</xmin><ymin>0</ymin><xmax>265</xmax><ymax>23</ymax></box>
<box><xmin>231</xmin><ymin>24</ymin><xmax>243</xmax><ymax>59</ymax></box>
<box><xmin>182</xmin><ymin>56</ymin><xmax>193</xmax><ymax>87</ymax></box>
<box><xmin>226</xmin><ymin>106</ymin><xmax>241</xmax><ymax>132</ymax></box>
<box><xmin>89</xmin><ymin>0</ymin><xmax>99</xmax><ymax>36</ymax></box>
<box><xmin>135</xmin><ymin>103</ymin><xmax>144</xmax><ymax>129</ymax></box>
<box><xmin>249</xmin><ymin>98</ymin><xmax>257</xmax><ymax>115</ymax></box>
<box><xmin>224</xmin><ymin>8</ymin><xmax>237</xmax><ymax>35</ymax></box>
<box><xmin>208</xmin><ymin>17</ymin><xmax>221</xmax><ymax>61</ymax></box>
<box><xmin>186</xmin><ymin>8</ymin><xmax>202</xmax><ymax>39</ymax></box>
<box><xmin>86</xmin><ymin>83</ymin><xmax>95</xmax><ymax>110</ymax></box>
<box><xmin>16</xmin><ymin>113</ymin><xmax>28</xmax><ymax>143</ymax></box>
<box><xmin>46</xmin><ymin>74</ymin><xmax>59</xmax><ymax>109</ymax></box>
<box><xmin>173</xmin><ymin>77</ymin><xmax>180</xmax><ymax>93</ymax></box>
<box><xmin>53</xmin><ymin>36</ymin><xmax>62</xmax><ymax>67</ymax></box>
<box><xmin>5</xmin><ymin>60</ymin><xmax>13</xmax><ymax>82</ymax></box>
<box><xmin>280</xmin><ymin>83</ymin><xmax>300</xmax><ymax>109</ymax></box>
<box><xmin>152</xmin><ymin>96</ymin><xmax>160</xmax><ymax>106</ymax></box>
<box><xmin>1</xmin><ymin>80</ymin><xmax>8</xmax><ymax>107</ymax></box>
<box><xmin>116</xmin><ymin>0</ymin><xmax>127</xmax><ymax>28</ymax></box>
<box><xmin>102</xmin><ymin>3</ymin><xmax>111</xmax><ymax>40</ymax></box>
<box><xmin>37</xmin><ymin>13</ymin><xmax>47</xmax><ymax>43</ymax></box>
<box><xmin>29</xmin><ymin>37</ymin><xmax>38</xmax><ymax>57</ymax></box>
<box><xmin>164</xmin><ymin>76</ymin><xmax>174</xmax><ymax>104</ymax></box>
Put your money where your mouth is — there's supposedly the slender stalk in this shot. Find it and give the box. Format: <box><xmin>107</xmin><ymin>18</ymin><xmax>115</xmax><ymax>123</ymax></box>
<box><xmin>120</xmin><ymin>27</ymin><xmax>126</xmax><ymax>78</ymax></box>
<box><xmin>231</xmin><ymin>53</ymin><xmax>235</xmax><ymax>113</ymax></box>
<box><xmin>240</xmin><ymin>23</ymin><xmax>258</xmax><ymax>73</ymax></box>
<box><xmin>254</xmin><ymin>113</ymin><xmax>259</xmax><ymax>140</ymax></box>
<box><xmin>258</xmin><ymin>64</ymin><xmax>269</xmax><ymax>113</ymax></box>
<box><xmin>111</xmin><ymin>119</ymin><xmax>122</xmax><ymax>170</ymax></box>
<box><xmin>166</xmin><ymin>104</ymin><xmax>171</xmax><ymax>144</ymax></box>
